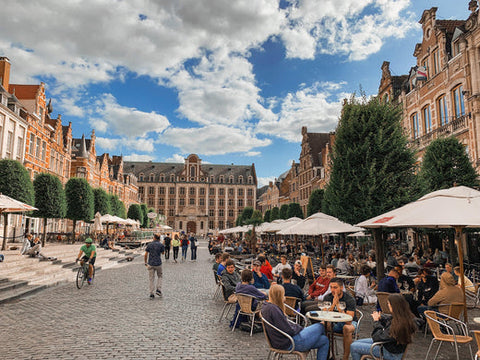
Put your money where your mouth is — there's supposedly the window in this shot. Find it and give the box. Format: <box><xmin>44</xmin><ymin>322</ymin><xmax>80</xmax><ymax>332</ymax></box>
<box><xmin>139</xmin><ymin>173</ymin><xmax>144</xmax><ymax>181</ymax></box>
<box><xmin>238</xmin><ymin>199</ymin><xmax>243</xmax><ymax>207</ymax></box>
<box><xmin>219</xmin><ymin>220</ymin><xmax>224</xmax><ymax>229</ymax></box>
<box><xmin>238</xmin><ymin>188</ymin><xmax>244</xmax><ymax>197</ymax></box>
<box><xmin>208</xmin><ymin>221</ymin><xmax>214</xmax><ymax>229</ymax></box>
<box><xmin>219</xmin><ymin>176</ymin><xmax>224</xmax><ymax>184</ymax></box>
<box><xmin>179</xmin><ymin>198</ymin><xmax>185</xmax><ymax>206</ymax></box>
<box><xmin>219</xmin><ymin>199</ymin><xmax>225</xmax><ymax>207</ymax></box>
<box><xmin>411</xmin><ymin>113</ymin><xmax>419</xmax><ymax>139</ymax></box>
<box><xmin>422</xmin><ymin>58</ymin><xmax>429</xmax><ymax>79</ymax></box>
<box><xmin>169</xmin><ymin>187</ymin><xmax>175</xmax><ymax>195</ymax></box>
<box><xmin>219</xmin><ymin>209</ymin><xmax>224</xmax><ymax>217</ymax></box>
<box><xmin>248</xmin><ymin>176</ymin><xmax>253</xmax><ymax>184</ymax></box>
<box><xmin>179</xmin><ymin>221</ymin><xmax>183</xmax><ymax>229</ymax></box>
<box><xmin>199</xmin><ymin>198</ymin><xmax>205</xmax><ymax>206</ymax></box>
<box><xmin>247</xmin><ymin>189</ymin><xmax>253</xmax><ymax>197</ymax></box>
<box><xmin>6</xmin><ymin>130</ymin><xmax>13</xmax><ymax>158</ymax></box>
<box><xmin>228</xmin><ymin>188</ymin><xmax>234</xmax><ymax>196</ymax></box>
<box><xmin>238</xmin><ymin>176</ymin><xmax>243</xmax><ymax>184</ymax></box>
<box><xmin>199</xmin><ymin>188</ymin><xmax>205</xmax><ymax>195</ymax></box>
<box><xmin>148</xmin><ymin>198</ymin><xmax>154</xmax><ymax>206</ymax></box>
<box><xmin>209</xmin><ymin>209</ymin><xmax>214</xmax><ymax>217</ymax></box>
<box><xmin>452</xmin><ymin>85</ymin><xmax>465</xmax><ymax>118</ymax></box>
<box><xmin>139</xmin><ymin>186</ymin><xmax>144</xmax><ymax>194</ymax></box>
<box><xmin>247</xmin><ymin>199</ymin><xmax>253</xmax><ymax>207</ymax></box>
<box><xmin>158</xmin><ymin>198</ymin><xmax>164</xmax><ymax>206</ymax></box>
<box><xmin>189</xmin><ymin>187</ymin><xmax>195</xmax><ymax>196</ymax></box>
<box><xmin>148</xmin><ymin>173</ymin><xmax>154</xmax><ymax>182</ymax></box>
<box><xmin>228</xmin><ymin>199</ymin><xmax>234</xmax><ymax>206</ymax></box>
<box><xmin>190</xmin><ymin>166</ymin><xmax>195</xmax><ymax>177</ymax></box>
<box><xmin>148</xmin><ymin>187</ymin><xmax>155</xmax><ymax>195</ymax></box>
<box><xmin>168</xmin><ymin>209</ymin><xmax>174</xmax><ymax>216</ymax></box>
<box><xmin>228</xmin><ymin>209</ymin><xmax>234</xmax><ymax>217</ymax></box>
<box><xmin>159</xmin><ymin>187</ymin><xmax>165</xmax><ymax>194</ymax></box>
<box><xmin>438</xmin><ymin>95</ymin><xmax>448</xmax><ymax>126</ymax></box>
<box><xmin>209</xmin><ymin>198</ymin><xmax>214</xmax><ymax>206</ymax></box>
<box><xmin>179</xmin><ymin>187</ymin><xmax>185</xmax><ymax>195</ymax></box>
<box><xmin>209</xmin><ymin>188</ymin><xmax>215</xmax><ymax>196</ymax></box>
<box><xmin>452</xmin><ymin>40</ymin><xmax>461</xmax><ymax>57</ymax></box>
<box><xmin>160</xmin><ymin>174</ymin><xmax>165</xmax><ymax>182</ymax></box>
<box><xmin>210</xmin><ymin>175</ymin><xmax>215</xmax><ymax>183</ymax></box>
<box><xmin>229</xmin><ymin>176</ymin><xmax>234</xmax><ymax>184</ymax></box>
<box><xmin>422</xmin><ymin>105</ymin><xmax>432</xmax><ymax>134</ymax></box>
<box><xmin>170</xmin><ymin>174</ymin><xmax>175</xmax><ymax>182</ymax></box>
<box><xmin>169</xmin><ymin>198</ymin><xmax>175</xmax><ymax>206</ymax></box>
<box><xmin>219</xmin><ymin>188</ymin><xmax>225</xmax><ymax>196</ymax></box>
<box><xmin>36</xmin><ymin>137</ymin><xmax>41</xmax><ymax>158</ymax></box>
<box><xmin>189</xmin><ymin>198</ymin><xmax>195</xmax><ymax>205</ymax></box>
<box><xmin>432</xmin><ymin>49</ymin><xmax>440</xmax><ymax>75</ymax></box>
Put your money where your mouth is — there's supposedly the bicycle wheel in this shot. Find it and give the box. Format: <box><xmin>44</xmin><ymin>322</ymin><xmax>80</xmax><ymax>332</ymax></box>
<box><xmin>76</xmin><ymin>265</ymin><xmax>86</xmax><ymax>289</ymax></box>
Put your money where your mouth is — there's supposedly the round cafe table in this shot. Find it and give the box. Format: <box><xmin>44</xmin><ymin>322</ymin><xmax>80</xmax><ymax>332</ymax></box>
<box><xmin>306</xmin><ymin>310</ymin><xmax>353</xmax><ymax>360</ymax></box>
<box><xmin>473</xmin><ymin>317</ymin><xmax>480</xmax><ymax>324</ymax></box>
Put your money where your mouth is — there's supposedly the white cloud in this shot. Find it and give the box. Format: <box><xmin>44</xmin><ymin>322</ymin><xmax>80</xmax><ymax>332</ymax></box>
<box><xmin>164</xmin><ymin>154</ymin><xmax>186</xmax><ymax>163</ymax></box>
<box><xmin>159</xmin><ymin>125</ymin><xmax>271</xmax><ymax>155</ymax></box>
<box><xmin>123</xmin><ymin>153</ymin><xmax>155</xmax><ymax>162</ymax></box>
<box><xmin>245</xmin><ymin>151</ymin><xmax>261</xmax><ymax>157</ymax></box>
<box><xmin>96</xmin><ymin>136</ymin><xmax>155</xmax><ymax>153</ymax></box>
<box><xmin>257</xmin><ymin>176</ymin><xmax>275</xmax><ymax>188</ymax></box>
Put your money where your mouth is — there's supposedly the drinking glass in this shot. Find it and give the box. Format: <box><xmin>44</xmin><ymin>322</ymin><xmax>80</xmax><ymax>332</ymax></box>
<box><xmin>317</xmin><ymin>301</ymin><xmax>324</xmax><ymax>311</ymax></box>
<box><xmin>323</xmin><ymin>301</ymin><xmax>331</xmax><ymax>311</ymax></box>
<box><xmin>338</xmin><ymin>301</ymin><xmax>346</xmax><ymax>311</ymax></box>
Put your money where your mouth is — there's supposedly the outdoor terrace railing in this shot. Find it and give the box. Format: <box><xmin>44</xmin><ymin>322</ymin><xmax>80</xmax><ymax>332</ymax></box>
<box><xmin>411</xmin><ymin>114</ymin><xmax>469</xmax><ymax>150</ymax></box>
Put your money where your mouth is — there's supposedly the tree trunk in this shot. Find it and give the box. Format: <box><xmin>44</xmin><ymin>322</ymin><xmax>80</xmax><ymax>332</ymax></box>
<box><xmin>251</xmin><ymin>225</ymin><xmax>257</xmax><ymax>254</ymax></box>
<box><xmin>374</xmin><ymin>228</ymin><xmax>385</xmax><ymax>280</ymax></box>
<box><xmin>72</xmin><ymin>219</ymin><xmax>77</xmax><ymax>243</ymax></box>
<box><xmin>42</xmin><ymin>218</ymin><xmax>47</xmax><ymax>246</ymax></box>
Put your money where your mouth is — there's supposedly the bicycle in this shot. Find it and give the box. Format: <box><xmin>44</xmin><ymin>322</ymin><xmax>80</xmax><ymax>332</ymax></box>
<box><xmin>75</xmin><ymin>259</ymin><xmax>95</xmax><ymax>289</ymax></box>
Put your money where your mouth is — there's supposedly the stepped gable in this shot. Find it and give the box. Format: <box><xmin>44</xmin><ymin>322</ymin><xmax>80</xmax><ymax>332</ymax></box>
<box><xmin>306</xmin><ymin>132</ymin><xmax>331</xmax><ymax>167</ymax></box>
<box><xmin>7</xmin><ymin>84</ymin><xmax>40</xmax><ymax>99</ymax></box>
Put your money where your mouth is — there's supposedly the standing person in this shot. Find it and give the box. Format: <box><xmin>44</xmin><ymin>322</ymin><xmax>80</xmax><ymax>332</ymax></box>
<box><xmin>164</xmin><ymin>233</ymin><xmax>171</xmax><ymax>260</ymax></box>
<box><xmin>144</xmin><ymin>234</ymin><xmax>165</xmax><ymax>299</ymax></box>
<box><xmin>171</xmin><ymin>234</ymin><xmax>180</xmax><ymax>263</ymax></box>
<box><xmin>350</xmin><ymin>294</ymin><xmax>416</xmax><ymax>360</ymax></box>
<box><xmin>181</xmin><ymin>233</ymin><xmax>189</xmax><ymax>261</ymax></box>
<box><xmin>189</xmin><ymin>233</ymin><xmax>197</xmax><ymax>261</ymax></box>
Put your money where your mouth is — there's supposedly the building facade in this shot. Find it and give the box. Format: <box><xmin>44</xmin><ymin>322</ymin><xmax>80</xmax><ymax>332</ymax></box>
<box><xmin>125</xmin><ymin>154</ymin><xmax>257</xmax><ymax>234</ymax></box>
<box><xmin>378</xmin><ymin>2</ymin><xmax>480</xmax><ymax>167</ymax></box>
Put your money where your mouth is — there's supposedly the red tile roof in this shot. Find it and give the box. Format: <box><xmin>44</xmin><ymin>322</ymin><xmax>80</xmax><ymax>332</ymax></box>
<box><xmin>8</xmin><ymin>84</ymin><xmax>40</xmax><ymax>99</ymax></box>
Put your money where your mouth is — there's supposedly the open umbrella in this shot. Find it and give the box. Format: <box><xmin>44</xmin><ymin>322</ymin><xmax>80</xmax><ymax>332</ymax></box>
<box><xmin>357</xmin><ymin>185</ymin><xmax>480</xmax><ymax>321</ymax></box>
<box><xmin>278</xmin><ymin>212</ymin><xmax>362</xmax><ymax>236</ymax></box>
<box><xmin>265</xmin><ymin>217</ymin><xmax>302</xmax><ymax>233</ymax></box>
<box><xmin>0</xmin><ymin>194</ymin><xmax>37</xmax><ymax>250</ymax></box>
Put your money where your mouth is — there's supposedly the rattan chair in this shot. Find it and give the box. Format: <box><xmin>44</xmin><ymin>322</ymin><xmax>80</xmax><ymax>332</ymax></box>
<box><xmin>285</xmin><ymin>296</ymin><xmax>302</xmax><ymax>324</ymax></box>
<box><xmin>284</xmin><ymin>302</ymin><xmax>307</xmax><ymax>326</ymax></box>
<box><xmin>424</xmin><ymin>310</ymin><xmax>473</xmax><ymax>360</ymax></box>
<box><xmin>260</xmin><ymin>313</ymin><xmax>310</xmax><ymax>360</ymax></box>
<box><xmin>472</xmin><ymin>330</ymin><xmax>480</xmax><ymax>360</ymax></box>
<box><xmin>232</xmin><ymin>293</ymin><xmax>263</xmax><ymax>336</ymax></box>
<box><xmin>376</xmin><ymin>292</ymin><xmax>392</xmax><ymax>314</ymax></box>
<box><xmin>424</xmin><ymin>302</ymin><xmax>465</xmax><ymax>337</ymax></box>
<box><xmin>218</xmin><ymin>281</ymin><xmax>236</xmax><ymax>322</ymax></box>
<box><xmin>359</xmin><ymin>341</ymin><xmax>410</xmax><ymax>360</ymax></box>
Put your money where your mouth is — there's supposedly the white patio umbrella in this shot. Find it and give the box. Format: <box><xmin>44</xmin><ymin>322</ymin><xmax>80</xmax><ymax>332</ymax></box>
<box><xmin>262</xmin><ymin>219</ymin><xmax>286</xmax><ymax>232</ymax></box>
<box><xmin>356</xmin><ymin>185</ymin><xmax>480</xmax><ymax>321</ymax></box>
<box><xmin>278</xmin><ymin>212</ymin><xmax>363</xmax><ymax>236</ymax></box>
<box><xmin>255</xmin><ymin>222</ymin><xmax>271</xmax><ymax>233</ymax></box>
<box><xmin>0</xmin><ymin>194</ymin><xmax>37</xmax><ymax>250</ymax></box>
<box><xmin>266</xmin><ymin>217</ymin><xmax>303</xmax><ymax>233</ymax></box>
<box><xmin>160</xmin><ymin>224</ymin><xmax>173</xmax><ymax>230</ymax></box>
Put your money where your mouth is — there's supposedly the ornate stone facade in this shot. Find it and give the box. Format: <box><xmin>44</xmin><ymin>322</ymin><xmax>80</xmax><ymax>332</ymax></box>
<box><xmin>125</xmin><ymin>154</ymin><xmax>257</xmax><ymax>234</ymax></box>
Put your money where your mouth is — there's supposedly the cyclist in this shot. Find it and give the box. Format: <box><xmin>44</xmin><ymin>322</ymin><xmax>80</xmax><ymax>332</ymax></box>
<box><xmin>76</xmin><ymin>237</ymin><xmax>96</xmax><ymax>284</ymax></box>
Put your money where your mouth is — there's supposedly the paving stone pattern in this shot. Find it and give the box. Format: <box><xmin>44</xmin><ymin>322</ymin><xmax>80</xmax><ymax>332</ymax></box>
<box><xmin>1</xmin><ymin>241</ymin><xmax>480</xmax><ymax>359</ymax></box>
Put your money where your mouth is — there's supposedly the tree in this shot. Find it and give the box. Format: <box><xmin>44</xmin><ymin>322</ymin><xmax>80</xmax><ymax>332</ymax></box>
<box><xmin>127</xmin><ymin>204</ymin><xmax>143</xmax><ymax>223</ymax></box>
<box><xmin>244</xmin><ymin>209</ymin><xmax>263</xmax><ymax>253</ymax></box>
<box><xmin>66</xmin><ymin>178</ymin><xmax>94</xmax><ymax>240</ymax></box>
<box><xmin>0</xmin><ymin>160</ymin><xmax>34</xmax><ymax>250</ymax></box>
<box><xmin>419</xmin><ymin>136</ymin><xmax>478</xmax><ymax>192</ymax></box>
<box><xmin>140</xmin><ymin>204</ymin><xmax>148</xmax><ymax>227</ymax></box>
<box><xmin>323</xmin><ymin>96</ymin><xmax>418</xmax><ymax>278</ymax></box>
<box><xmin>287</xmin><ymin>202</ymin><xmax>304</xmax><ymax>219</ymax></box>
<box><xmin>93</xmin><ymin>188</ymin><xmax>111</xmax><ymax>215</ymax></box>
<box><xmin>33</xmin><ymin>173</ymin><xmax>67</xmax><ymax>245</ymax></box>
<box><xmin>307</xmin><ymin>189</ymin><xmax>324</xmax><ymax>217</ymax></box>
<box><xmin>263</xmin><ymin>209</ymin><xmax>271</xmax><ymax>223</ymax></box>
<box><xmin>241</xmin><ymin>207</ymin><xmax>254</xmax><ymax>224</ymax></box>
<box><xmin>279</xmin><ymin>204</ymin><xmax>289</xmax><ymax>219</ymax></box>
<box><xmin>117</xmin><ymin>199</ymin><xmax>126</xmax><ymax>219</ymax></box>
<box><xmin>235</xmin><ymin>216</ymin><xmax>242</xmax><ymax>226</ymax></box>
<box><xmin>270</xmin><ymin>206</ymin><xmax>280</xmax><ymax>221</ymax></box>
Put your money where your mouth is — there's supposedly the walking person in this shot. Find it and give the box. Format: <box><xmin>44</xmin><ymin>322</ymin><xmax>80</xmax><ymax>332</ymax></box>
<box><xmin>181</xmin><ymin>233</ymin><xmax>189</xmax><ymax>261</ymax></box>
<box><xmin>164</xmin><ymin>233</ymin><xmax>171</xmax><ymax>260</ymax></box>
<box><xmin>144</xmin><ymin>234</ymin><xmax>165</xmax><ymax>299</ymax></box>
<box><xmin>189</xmin><ymin>233</ymin><xmax>197</xmax><ymax>261</ymax></box>
<box><xmin>171</xmin><ymin>234</ymin><xmax>180</xmax><ymax>263</ymax></box>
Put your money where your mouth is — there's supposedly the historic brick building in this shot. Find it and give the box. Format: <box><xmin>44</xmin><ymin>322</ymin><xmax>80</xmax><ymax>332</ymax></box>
<box><xmin>378</xmin><ymin>2</ymin><xmax>480</xmax><ymax>168</ymax></box>
<box><xmin>125</xmin><ymin>154</ymin><xmax>257</xmax><ymax>234</ymax></box>
<box><xmin>257</xmin><ymin>127</ymin><xmax>334</xmax><ymax>217</ymax></box>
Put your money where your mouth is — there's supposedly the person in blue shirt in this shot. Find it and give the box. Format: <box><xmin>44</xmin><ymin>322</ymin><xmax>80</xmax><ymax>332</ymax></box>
<box><xmin>217</xmin><ymin>253</ymin><xmax>230</xmax><ymax>276</ymax></box>
<box><xmin>252</xmin><ymin>260</ymin><xmax>270</xmax><ymax>289</ymax></box>
<box><xmin>376</xmin><ymin>269</ymin><xmax>400</xmax><ymax>311</ymax></box>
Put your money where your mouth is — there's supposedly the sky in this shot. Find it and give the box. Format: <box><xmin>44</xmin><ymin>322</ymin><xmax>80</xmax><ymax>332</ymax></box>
<box><xmin>0</xmin><ymin>0</ymin><xmax>471</xmax><ymax>188</ymax></box>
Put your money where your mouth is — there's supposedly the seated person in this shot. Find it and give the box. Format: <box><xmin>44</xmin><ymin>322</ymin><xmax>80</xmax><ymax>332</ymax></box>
<box><xmin>216</xmin><ymin>253</ymin><xmax>230</xmax><ymax>276</ymax></box>
<box><xmin>258</xmin><ymin>255</ymin><xmax>274</xmax><ymax>281</ymax></box>
<box><xmin>454</xmin><ymin>266</ymin><xmax>476</xmax><ymax>294</ymax></box>
<box><xmin>212</xmin><ymin>253</ymin><xmax>222</xmax><ymax>273</ymax></box>
<box><xmin>376</xmin><ymin>269</ymin><xmax>400</xmax><ymax>311</ymax></box>
<box><xmin>444</xmin><ymin>263</ymin><xmax>458</xmax><ymax>283</ymax></box>
<box><xmin>272</xmin><ymin>255</ymin><xmax>291</xmax><ymax>283</ymax></box>
<box><xmin>354</xmin><ymin>265</ymin><xmax>376</xmax><ymax>304</ymax></box>
<box><xmin>306</xmin><ymin>265</ymin><xmax>330</xmax><ymax>300</ymax></box>
<box><xmin>302</xmin><ymin>265</ymin><xmax>338</xmax><ymax>313</ymax></box>
<box><xmin>418</xmin><ymin>272</ymin><xmax>463</xmax><ymax>317</ymax></box>
<box><xmin>415</xmin><ymin>269</ymin><xmax>439</xmax><ymax>308</ymax></box>
<box><xmin>261</xmin><ymin>284</ymin><xmax>329</xmax><ymax>360</ymax></box>
<box><xmin>252</xmin><ymin>260</ymin><xmax>270</xmax><ymax>289</ymax></box>
<box><xmin>394</xmin><ymin>265</ymin><xmax>418</xmax><ymax>316</ymax></box>
<box><xmin>350</xmin><ymin>294</ymin><xmax>416</xmax><ymax>360</ymax></box>
<box><xmin>281</xmin><ymin>268</ymin><xmax>305</xmax><ymax>309</ymax></box>
<box><xmin>291</xmin><ymin>259</ymin><xmax>306</xmax><ymax>289</ymax></box>
<box><xmin>323</xmin><ymin>277</ymin><xmax>357</xmax><ymax>360</ymax></box>
<box><xmin>22</xmin><ymin>235</ymin><xmax>48</xmax><ymax>260</ymax></box>
<box><xmin>221</xmin><ymin>259</ymin><xmax>241</xmax><ymax>302</ymax></box>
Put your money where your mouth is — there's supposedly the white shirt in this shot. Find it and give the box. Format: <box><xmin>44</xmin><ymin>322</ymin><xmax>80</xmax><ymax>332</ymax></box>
<box><xmin>272</xmin><ymin>262</ymin><xmax>291</xmax><ymax>276</ymax></box>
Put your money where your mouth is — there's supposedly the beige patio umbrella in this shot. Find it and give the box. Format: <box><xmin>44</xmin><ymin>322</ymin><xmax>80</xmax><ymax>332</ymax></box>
<box><xmin>266</xmin><ymin>217</ymin><xmax>302</xmax><ymax>233</ymax></box>
<box><xmin>278</xmin><ymin>212</ymin><xmax>363</xmax><ymax>236</ymax></box>
<box><xmin>357</xmin><ymin>185</ymin><xmax>480</xmax><ymax>321</ymax></box>
<box><xmin>0</xmin><ymin>194</ymin><xmax>37</xmax><ymax>250</ymax></box>
<box><xmin>262</xmin><ymin>219</ymin><xmax>286</xmax><ymax>232</ymax></box>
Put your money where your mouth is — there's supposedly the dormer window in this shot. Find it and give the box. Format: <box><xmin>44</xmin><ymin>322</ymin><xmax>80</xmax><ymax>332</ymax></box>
<box><xmin>248</xmin><ymin>176</ymin><xmax>253</xmax><ymax>184</ymax></box>
<box><xmin>219</xmin><ymin>176</ymin><xmax>224</xmax><ymax>184</ymax></box>
<box><xmin>238</xmin><ymin>176</ymin><xmax>243</xmax><ymax>184</ymax></box>
<box><xmin>149</xmin><ymin>173</ymin><xmax>155</xmax><ymax>182</ymax></box>
<box><xmin>170</xmin><ymin>174</ymin><xmax>175</xmax><ymax>182</ymax></box>
<box><xmin>139</xmin><ymin>173</ymin><xmax>144</xmax><ymax>181</ymax></box>
<box><xmin>229</xmin><ymin>175</ymin><xmax>234</xmax><ymax>184</ymax></box>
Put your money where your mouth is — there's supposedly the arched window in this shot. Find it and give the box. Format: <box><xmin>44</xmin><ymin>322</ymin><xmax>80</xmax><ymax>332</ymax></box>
<box><xmin>452</xmin><ymin>84</ymin><xmax>465</xmax><ymax>118</ymax></box>
<box><xmin>411</xmin><ymin>113</ymin><xmax>419</xmax><ymax>139</ymax></box>
<box><xmin>238</xmin><ymin>175</ymin><xmax>243</xmax><ymax>184</ymax></box>
<box><xmin>160</xmin><ymin>174</ymin><xmax>165</xmax><ymax>182</ymax></box>
<box><xmin>422</xmin><ymin>105</ymin><xmax>432</xmax><ymax>134</ymax></box>
<box><xmin>437</xmin><ymin>95</ymin><xmax>448</xmax><ymax>126</ymax></box>
<box><xmin>229</xmin><ymin>175</ymin><xmax>234</xmax><ymax>184</ymax></box>
<box><xmin>247</xmin><ymin>176</ymin><xmax>253</xmax><ymax>184</ymax></box>
<box><xmin>170</xmin><ymin>174</ymin><xmax>175</xmax><ymax>182</ymax></box>
<box><xmin>139</xmin><ymin>173</ymin><xmax>144</xmax><ymax>181</ymax></box>
<box><xmin>149</xmin><ymin>173</ymin><xmax>155</xmax><ymax>182</ymax></box>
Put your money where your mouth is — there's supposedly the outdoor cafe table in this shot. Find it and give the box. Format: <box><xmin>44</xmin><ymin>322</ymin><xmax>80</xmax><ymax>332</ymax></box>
<box><xmin>474</xmin><ymin>317</ymin><xmax>480</xmax><ymax>324</ymax></box>
<box><xmin>306</xmin><ymin>310</ymin><xmax>353</xmax><ymax>360</ymax></box>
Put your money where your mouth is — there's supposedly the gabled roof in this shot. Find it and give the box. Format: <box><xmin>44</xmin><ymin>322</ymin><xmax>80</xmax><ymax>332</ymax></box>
<box><xmin>304</xmin><ymin>132</ymin><xmax>332</xmax><ymax>167</ymax></box>
<box><xmin>436</xmin><ymin>20</ymin><xmax>466</xmax><ymax>34</ymax></box>
<box><xmin>8</xmin><ymin>84</ymin><xmax>40</xmax><ymax>100</ymax></box>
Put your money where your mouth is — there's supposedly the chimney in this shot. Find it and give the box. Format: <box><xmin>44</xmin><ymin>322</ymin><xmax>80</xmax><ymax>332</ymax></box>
<box><xmin>0</xmin><ymin>57</ymin><xmax>11</xmax><ymax>90</ymax></box>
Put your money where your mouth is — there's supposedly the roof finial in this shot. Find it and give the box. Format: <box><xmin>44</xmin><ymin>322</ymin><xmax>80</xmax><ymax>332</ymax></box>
<box><xmin>469</xmin><ymin>0</ymin><xmax>478</xmax><ymax>12</ymax></box>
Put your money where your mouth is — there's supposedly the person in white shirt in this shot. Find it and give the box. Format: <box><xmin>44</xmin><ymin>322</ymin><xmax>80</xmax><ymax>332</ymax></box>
<box><xmin>354</xmin><ymin>265</ymin><xmax>377</xmax><ymax>304</ymax></box>
<box><xmin>272</xmin><ymin>255</ymin><xmax>291</xmax><ymax>283</ymax></box>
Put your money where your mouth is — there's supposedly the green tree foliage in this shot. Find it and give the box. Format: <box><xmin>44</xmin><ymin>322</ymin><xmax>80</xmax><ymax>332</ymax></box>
<box><xmin>279</xmin><ymin>204</ymin><xmax>289</xmax><ymax>219</ymax></box>
<box><xmin>241</xmin><ymin>207</ymin><xmax>254</xmax><ymax>224</ymax></box>
<box><xmin>117</xmin><ymin>200</ymin><xmax>126</xmax><ymax>219</ymax></box>
<box><xmin>0</xmin><ymin>159</ymin><xmax>34</xmax><ymax>205</ymax></box>
<box><xmin>235</xmin><ymin>216</ymin><xmax>242</xmax><ymax>226</ymax></box>
<box><xmin>307</xmin><ymin>189</ymin><xmax>324</xmax><ymax>217</ymax></box>
<box><xmin>419</xmin><ymin>136</ymin><xmax>478</xmax><ymax>192</ymax></box>
<box><xmin>270</xmin><ymin>206</ymin><xmax>280</xmax><ymax>221</ymax></box>
<box><xmin>127</xmin><ymin>204</ymin><xmax>143</xmax><ymax>223</ymax></box>
<box><xmin>263</xmin><ymin>209</ymin><xmax>271</xmax><ymax>223</ymax></box>
<box><xmin>92</xmin><ymin>188</ymin><xmax>111</xmax><ymax>215</ymax></box>
<box><xmin>323</xmin><ymin>96</ymin><xmax>418</xmax><ymax>224</ymax></box>
<box><xmin>33</xmin><ymin>173</ymin><xmax>66</xmax><ymax>245</ymax></box>
<box><xmin>108</xmin><ymin>194</ymin><xmax>120</xmax><ymax>216</ymax></box>
<box><xmin>250</xmin><ymin>209</ymin><xmax>263</xmax><ymax>225</ymax></box>
<box><xmin>66</xmin><ymin>178</ymin><xmax>94</xmax><ymax>239</ymax></box>
<box><xmin>287</xmin><ymin>202</ymin><xmax>304</xmax><ymax>219</ymax></box>
<box><xmin>140</xmin><ymin>203</ymin><xmax>148</xmax><ymax>227</ymax></box>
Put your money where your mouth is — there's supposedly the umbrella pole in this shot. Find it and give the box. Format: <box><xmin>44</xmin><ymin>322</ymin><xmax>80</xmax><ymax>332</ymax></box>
<box><xmin>455</xmin><ymin>226</ymin><xmax>468</xmax><ymax>322</ymax></box>
<box><xmin>374</xmin><ymin>228</ymin><xmax>385</xmax><ymax>280</ymax></box>
<box><xmin>1</xmin><ymin>211</ymin><xmax>6</xmax><ymax>251</ymax></box>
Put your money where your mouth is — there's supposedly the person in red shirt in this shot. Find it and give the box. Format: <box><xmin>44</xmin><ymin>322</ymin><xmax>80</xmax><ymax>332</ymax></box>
<box><xmin>307</xmin><ymin>264</ymin><xmax>330</xmax><ymax>299</ymax></box>
<box><xmin>258</xmin><ymin>255</ymin><xmax>273</xmax><ymax>281</ymax></box>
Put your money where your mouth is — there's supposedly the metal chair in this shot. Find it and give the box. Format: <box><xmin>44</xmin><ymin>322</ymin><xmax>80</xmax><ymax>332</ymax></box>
<box><xmin>376</xmin><ymin>292</ymin><xmax>392</xmax><ymax>314</ymax></box>
<box><xmin>213</xmin><ymin>271</ymin><xmax>222</xmax><ymax>300</ymax></box>
<box><xmin>424</xmin><ymin>310</ymin><xmax>473</xmax><ymax>360</ymax></box>
<box><xmin>333</xmin><ymin>309</ymin><xmax>364</xmax><ymax>355</ymax></box>
<box><xmin>424</xmin><ymin>302</ymin><xmax>465</xmax><ymax>337</ymax></box>
<box><xmin>218</xmin><ymin>281</ymin><xmax>236</xmax><ymax>322</ymax></box>
<box><xmin>284</xmin><ymin>302</ymin><xmax>307</xmax><ymax>326</ymax></box>
<box><xmin>359</xmin><ymin>341</ymin><xmax>410</xmax><ymax>360</ymax></box>
<box><xmin>285</xmin><ymin>297</ymin><xmax>302</xmax><ymax>324</ymax></box>
<box><xmin>232</xmin><ymin>293</ymin><xmax>263</xmax><ymax>336</ymax></box>
<box><xmin>260</xmin><ymin>313</ymin><xmax>310</xmax><ymax>360</ymax></box>
<box><xmin>472</xmin><ymin>330</ymin><xmax>480</xmax><ymax>360</ymax></box>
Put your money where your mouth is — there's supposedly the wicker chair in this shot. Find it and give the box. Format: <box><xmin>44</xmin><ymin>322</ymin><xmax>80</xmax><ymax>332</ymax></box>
<box><xmin>472</xmin><ymin>330</ymin><xmax>480</xmax><ymax>360</ymax></box>
<box><xmin>359</xmin><ymin>341</ymin><xmax>410</xmax><ymax>360</ymax></box>
<box><xmin>232</xmin><ymin>293</ymin><xmax>263</xmax><ymax>336</ymax></box>
<box><xmin>285</xmin><ymin>296</ymin><xmax>302</xmax><ymax>324</ymax></box>
<box><xmin>218</xmin><ymin>281</ymin><xmax>236</xmax><ymax>322</ymax></box>
<box><xmin>260</xmin><ymin>313</ymin><xmax>310</xmax><ymax>360</ymax></box>
<box><xmin>424</xmin><ymin>310</ymin><xmax>473</xmax><ymax>360</ymax></box>
<box><xmin>376</xmin><ymin>292</ymin><xmax>392</xmax><ymax>314</ymax></box>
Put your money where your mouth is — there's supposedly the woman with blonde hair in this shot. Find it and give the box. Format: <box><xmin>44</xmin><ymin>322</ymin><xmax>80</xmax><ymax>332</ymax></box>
<box><xmin>260</xmin><ymin>284</ymin><xmax>329</xmax><ymax>360</ymax></box>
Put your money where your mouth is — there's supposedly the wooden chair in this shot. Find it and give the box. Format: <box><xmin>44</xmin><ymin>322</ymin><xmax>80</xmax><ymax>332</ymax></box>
<box><xmin>232</xmin><ymin>293</ymin><xmax>263</xmax><ymax>336</ymax></box>
<box><xmin>376</xmin><ymin>292</ymin><xmax>392</xmax><ymax>314</ymax></box>
<box><xmin>260</xmin><ymin>313</ymin><xmax>310</xmax><ymax>360</ymax></box>
<box><xmin>360</xmin><ymin>341</ymin><xmax>410</xmax><ymax>360</ymax></box>
<box><xmin>218</xmin><ymin>281</ymin><xmax>236</xmax><ymax>322</ymax></box>
<box><xmin>424</xmin><ymin>310</ymin><xmax>473</xmax><ymax>360</ymax></box>
<box><xmin>472</xmin><ymin>330</ymin><xmax>480</xmax><ymax>360</ymax></box>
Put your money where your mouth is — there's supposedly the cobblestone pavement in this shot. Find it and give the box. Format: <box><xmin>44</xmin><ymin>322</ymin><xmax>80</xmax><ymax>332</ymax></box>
<box><xmin>1</xmin><ymin>241</ymin><xmax>480</xmax><ymax>359</ymax></box>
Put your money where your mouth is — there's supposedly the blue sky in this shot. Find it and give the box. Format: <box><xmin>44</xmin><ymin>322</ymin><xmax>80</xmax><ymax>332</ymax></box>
<box><xmin>0</xmin><ymin>0</ymin><xmax>470</xmax><ymax>187</ymax></box>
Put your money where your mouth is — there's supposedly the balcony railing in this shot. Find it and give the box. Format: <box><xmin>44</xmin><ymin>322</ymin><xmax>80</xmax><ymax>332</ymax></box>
<box><xmin>411</xmin><ymin>113</ymin><xmax>469</xmax><ymax>149</ymax></box>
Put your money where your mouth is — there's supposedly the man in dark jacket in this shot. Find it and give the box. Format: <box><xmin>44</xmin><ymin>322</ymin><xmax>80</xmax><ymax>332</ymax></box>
<box><xmin>376</xmin><ymin>269</ymin><xmax>400</xmax><ymax>311</ymax></box>
<box><xmin>221</xmin><ymin>260</ymin><xmax>241</xmax><ymax>301</ymax></box>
